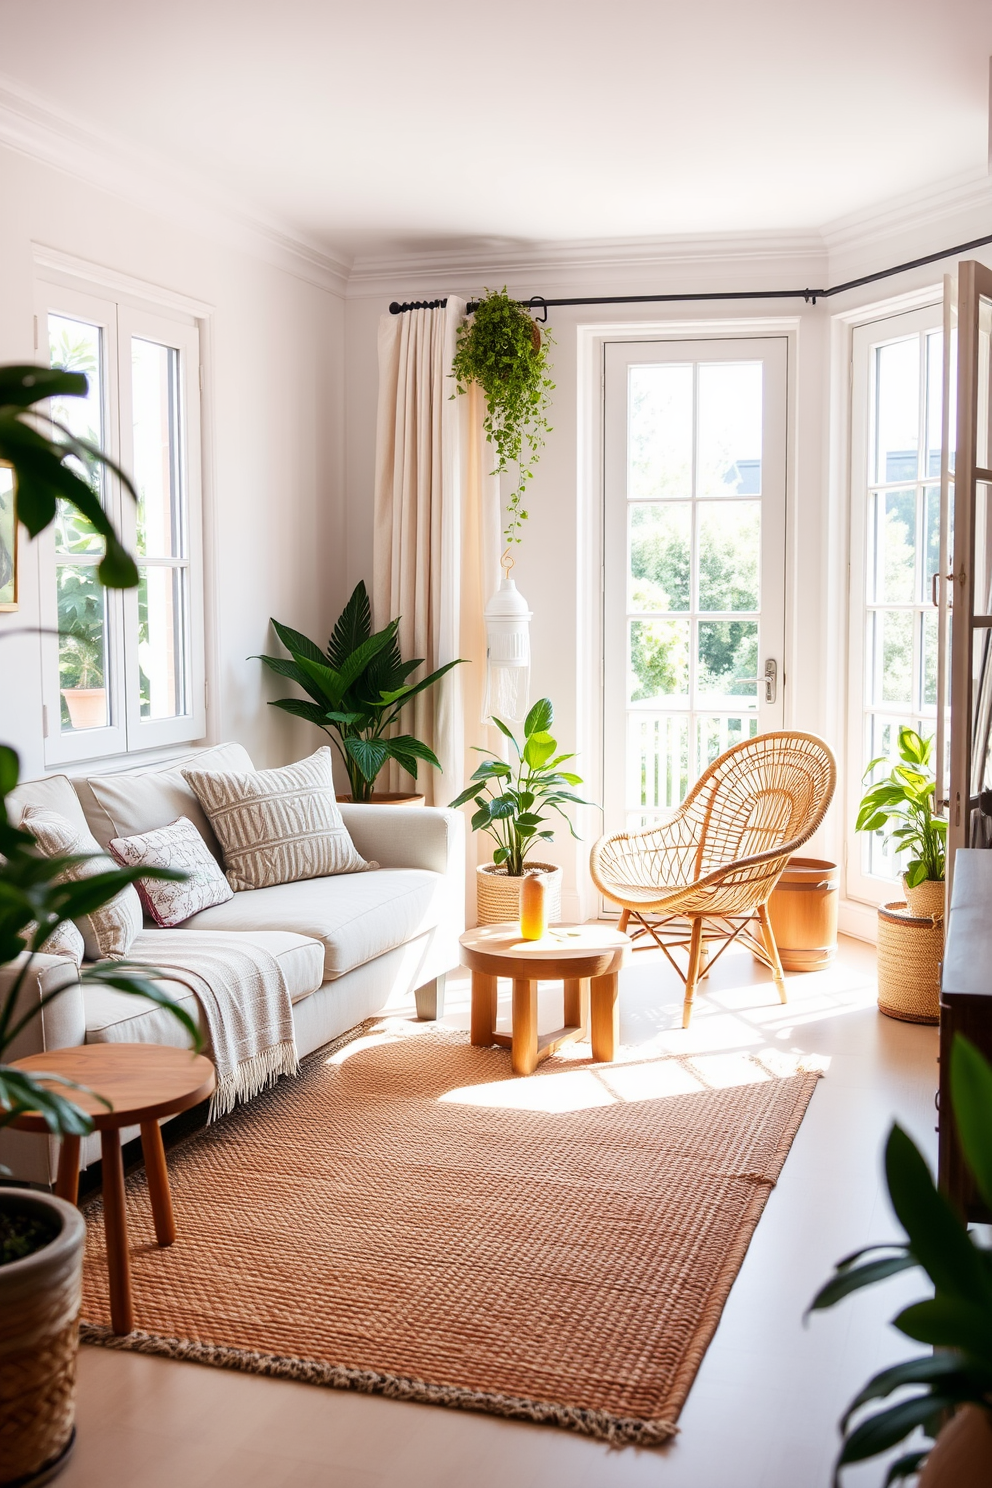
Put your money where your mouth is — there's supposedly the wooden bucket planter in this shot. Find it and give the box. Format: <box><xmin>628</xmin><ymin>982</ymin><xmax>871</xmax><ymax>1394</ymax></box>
<box><xmin>765</xmin><ymin>857</ymin><xmax>839</xmax><ymax>971</ymax></box>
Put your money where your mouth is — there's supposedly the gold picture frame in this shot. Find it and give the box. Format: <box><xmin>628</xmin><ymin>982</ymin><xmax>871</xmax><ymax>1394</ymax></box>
<box><xmin>0</xmin><ymin>460</ymin><xmax>16</xmax><ymax>612</ymax></box>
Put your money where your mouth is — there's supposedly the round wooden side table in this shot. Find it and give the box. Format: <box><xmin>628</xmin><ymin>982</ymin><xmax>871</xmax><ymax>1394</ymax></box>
<box><xmin>10</xmin><ymin>1043</ymin><xmax>216</xmax><ymax>1335</ymax></box>
<box><xmin>459</xmin><ymin>923</ymin><xmax>631</xmax><ymax>1076</ymax></box>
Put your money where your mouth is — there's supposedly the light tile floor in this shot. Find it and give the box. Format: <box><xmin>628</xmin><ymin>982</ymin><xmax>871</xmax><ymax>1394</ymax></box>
<box><xmin>61</xmin><ymin>934</ymin><xmax>937</xmax><ymax>1488</ymax></box>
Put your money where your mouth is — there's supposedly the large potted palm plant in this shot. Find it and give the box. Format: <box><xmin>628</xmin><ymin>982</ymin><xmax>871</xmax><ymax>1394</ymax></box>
<box><xmin>255</xmin><ymin>581</ymin><xmax>464</xmax><ymax>804</ymax></box>
<box><xmin>0</xmin><ymin>362</ymin><xmax>196</xmax><ymax>1484</ymax></box>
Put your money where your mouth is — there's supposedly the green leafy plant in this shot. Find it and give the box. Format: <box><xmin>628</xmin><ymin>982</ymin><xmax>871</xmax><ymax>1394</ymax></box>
<box><xmin>0</xmin><ymin>745</ymin><xmax>200</xmax><ymax>1148</ymax></box>
<box><xmin>254</xmin><ymin>581</ymin><xmax>464</xmax><ymax>803</ymax></box>
<box><xmin>808</xmin><ymin>1034</ymin><xmax>992</xmax><ymax>1483</ymax></box>
<box><xmin>0</xmin><ymin>364</ymin><xmax>140</xmax><ymax>589</ymax></box>
<box><xmin>451</xmin><ymin>289</ymin><xmax>555</xmax><ymax>548</ymax></box>
<box><xmin>449</xmin><ymin>698</ymin><xmax>594</xmax><ymax>876</ymax></box>
<box><xmin>856</xmin><ymin>726</ymin><xmax>945</xmax><ymax>887</ymax></box>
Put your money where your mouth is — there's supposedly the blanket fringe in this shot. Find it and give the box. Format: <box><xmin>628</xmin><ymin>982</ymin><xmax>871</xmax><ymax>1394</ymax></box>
<box><xmin>208</xmin><ymin>1039</ymin><xmax>299</xmax><ymax>1121</ymax></box>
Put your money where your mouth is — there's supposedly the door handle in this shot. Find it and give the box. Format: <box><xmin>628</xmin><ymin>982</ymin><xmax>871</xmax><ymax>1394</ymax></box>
<box><xmin>764</xmin><ymin>658</ymin><xmax>777</xmax><ymax>704</ymax></box>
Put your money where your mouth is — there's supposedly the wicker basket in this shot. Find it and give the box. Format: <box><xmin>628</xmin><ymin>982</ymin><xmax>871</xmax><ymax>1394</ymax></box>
<box><xmin>476</xmin><ymin>863</ymin><xmax>563</xmax><ymax>926</ymax></box>
<box><xmin>901</xmin><ymin>876</ymin><xmax>945</xmax><ymax>920</ymax></box>
<box><xmin>876</xmin><ymin>899</ymin><xmax>943</xmax><ymax>1025</ymax></box>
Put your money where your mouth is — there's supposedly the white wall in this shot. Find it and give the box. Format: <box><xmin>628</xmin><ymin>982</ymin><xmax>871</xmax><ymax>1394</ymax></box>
<box><xmin>0</xmin><ymin>142</ymin><xmax>346</xmax><ymax>782</ymax></box>
<box><xmin>344</xmin><ymin>217</ymin><xmax>992</xmax><ymax>932</ymax></box>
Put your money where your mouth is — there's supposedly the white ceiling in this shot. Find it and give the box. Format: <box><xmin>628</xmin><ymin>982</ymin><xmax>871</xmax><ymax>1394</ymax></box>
<box><xmin>1</xmin><ymin>0</ymin><xmax>990</xmax><ymax>264</ymax></box>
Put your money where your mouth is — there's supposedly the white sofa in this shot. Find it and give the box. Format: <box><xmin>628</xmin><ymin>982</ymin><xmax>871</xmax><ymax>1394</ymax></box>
<box><xmin>1</xmin><ymin>742</ymin><xmax>464</xmax><ymax>1185</ymax></box>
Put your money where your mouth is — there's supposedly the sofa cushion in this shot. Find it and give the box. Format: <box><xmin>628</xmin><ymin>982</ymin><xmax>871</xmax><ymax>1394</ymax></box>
<box><xmin>182</xmin><ymin>747</ymin><xmax>373</xmax><ymax>891</ymax></box>
<box><xmin>83</xmin><ymin>929</ymin><xmax>325</xmax><ymax>1046</ymax></box>
<box><xmin>182</xmin><ymin>869</ymin><xmax>443</xmax><ymax>980</ymax></box>
<box><xmin>23</xmin><ymin>806</ymin><xmax>143</xmax><ymax>961</ymax></box>
<box><xmin>8</xmin><ymin>773</ymin><xmax>95</xmax><ymax>842</ymax></box>
<box><xmin>76</xmin><ymin>742</ymin><xmax>255</xmax><ymax>858</ymax></box>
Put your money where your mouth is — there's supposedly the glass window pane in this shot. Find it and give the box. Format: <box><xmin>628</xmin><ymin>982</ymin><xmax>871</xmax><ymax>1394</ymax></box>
<box><xmin>628</xmin><ymin>503</ymin><xmax>690</xmax><ymax>612</ymax></box>
<box><xmin>48</xmin><ymin>314</ymin><xmax>105</xmax><ymax>555</ymax></box>
<box><xmin>628</xmin><ymin>618</ymin><xmax>690</xmax><ymax>702</ymax></box>
<box><xmin>874</xmin><ymin>337</ymin><xmax>919</xmax><ymax>485</ymax></box>
<box><xmin>922</xmin><ymin>610</ymin><xmax>938</xmax><ymax>709</ymax></box>
<box><xmin>697</xmin><ymin>363</ymin><xmax>762</xmax><ymax>497</ymax></box>
<box><xmin>0</xmin><ymin>465</ymin><xmax>14</xmax><ymax>607</ymax></box>
<box><xmin>925</xmin><ymin>331</ymin><xmax>943</xmax><ymax>479</ymax></box>
<box><xmin>871</xmin><ymin>610</ymin><xmax>914</xmax><ymax>706</ymax></box>
<box><xmin>628</xmin><ymin>713</ymin><xmax>689</xmax><ymax>813</ymax></box>
<box><xmin>628</xmin><ymin>365</ymin><xmax>692</xmax><ymax>501</ymax></box>
<box><xmin>133</xmin><ymin>338</ymin><xmax>183</xmax><ymax>559</ymax></box>
<box><xmin>697</xmin><ymin>620</ymin><xmax>758</xmax><ymax>702</ymax></box>
<box><xmin>698</xmin><ymin>501</ymin><xmax>759</xmax><ymax>612</ymax></box>
<box><xmin>139</xmin><ymin>566</ymin><xmax>187</xmax><ymax>719</ymax></box>
<box><xmin>57</xmin><ymin>565</ymin><xmax>108</xmax><ymax>732</ymax></box>
<box><xmin>869</xmin><ymin>489</ymin><xmax>916</xmax><ymax>604</ymax></box>
<box><xmin>923</xmin><ymin>486</ymin><xmax>941</xmax><ymax>605</ymax></box>
<box><xmin>697</xmin><ymin>715</ymin><xmax>759</xmax><ymax>773</ymax></box>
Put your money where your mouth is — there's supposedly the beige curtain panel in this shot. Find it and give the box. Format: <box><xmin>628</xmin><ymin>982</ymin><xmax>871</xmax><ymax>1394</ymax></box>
<box><xmin>373</xmin><ymin>300</ymin><xmax>500</xmax><ymax>805</ymax></box>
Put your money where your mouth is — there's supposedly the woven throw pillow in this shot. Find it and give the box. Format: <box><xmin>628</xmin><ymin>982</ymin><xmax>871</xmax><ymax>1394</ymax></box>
<box><xmin>109</xmin><ymin>816</ymin><xmax>235</xmax><ymax>928</ymax></box>
<box><xmin>22</xmin><ymin>806</ymin><xmax>142</xmax><ymax>961</ymax></box>
<box><xmin>20</xmin><ymin>916</ymin><xmax>85</xmax><ymax>966</ymax></box>
<box><xmin>182</xmin><ymin>747</ymin><xmax>376</xmax><ymax>892</ymax></box>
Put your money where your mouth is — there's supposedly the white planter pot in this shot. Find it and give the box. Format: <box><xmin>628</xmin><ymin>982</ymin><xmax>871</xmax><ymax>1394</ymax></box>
<box><xmin>0</xmin><ymin>1189</ymin><xmax>86</xmax><ymax>1486</ymax></box>
<box><xmin>476</xmin><ymin>862</ymin><xmax>563</xmax><ymax>926</ymax></box>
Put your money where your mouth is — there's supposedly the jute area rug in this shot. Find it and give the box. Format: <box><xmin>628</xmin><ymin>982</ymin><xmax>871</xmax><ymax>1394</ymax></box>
<box><xmin>80</xmin><ymin>1022</ymin><xmax>820</xmax><ymax>1446</ymax></box>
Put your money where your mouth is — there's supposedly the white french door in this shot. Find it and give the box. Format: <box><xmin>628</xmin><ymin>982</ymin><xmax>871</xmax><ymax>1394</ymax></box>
<box><xmin>603</xmin><ymin>338</ymin><xmax>788</xmax><ymax>836</ymax></box>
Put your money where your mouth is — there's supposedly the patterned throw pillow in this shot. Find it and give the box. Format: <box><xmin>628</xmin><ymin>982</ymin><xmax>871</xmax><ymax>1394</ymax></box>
<box><xmin>109</xmin><ymin>816</ymin><xmax>234</xmax><ymax>927</ymax></box>
<box><xmin>182</xmin><ymin>746</ymin><xmax>376</xmax><ymax>892</ymax></box>
<box><xmin>22</xmin><ymin>806</ymin><xmax>142</xmax><ymax>960</ymax></box>
<box><xmin>20</xmin><ymin>916</ymin><xmax>85</xmax><ymax>966</ymax></box>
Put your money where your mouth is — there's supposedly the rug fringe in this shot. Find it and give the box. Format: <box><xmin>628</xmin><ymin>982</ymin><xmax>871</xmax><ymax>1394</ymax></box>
<box><xmin>78</xmin><ymin>1324</ymin><xmax>679</xmax><ymax>1447</ymax></box>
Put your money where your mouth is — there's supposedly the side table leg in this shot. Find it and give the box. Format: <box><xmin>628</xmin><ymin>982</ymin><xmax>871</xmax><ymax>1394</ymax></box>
<box><xmin>512</xmin><ymin>978</ymin><xmax>539</xmax><ymax>1076</ymax></box>
<box><xmin>590</xmin><ymin>972</ymin><xmax>619</xmax><ymax>1062</ymax></box>
<box><xmin>140</xmin><ymin>1119</ymin><xmax>176</xmax><ymax>1247</ymax></box>
<box><xmin>101</xmin><ymin>1128</ymin><xmax>134</xmax><ymax>1335</ymax></box>
<box><xmin>470</xmin><ymin>971</ymin><xmax>497</xmax><ymax>1046</ymax></box>
<box><xmin>55</xmin><ymin>1133</ymin><xmax>80</xmax><ymax>1205</ymax></box>
<box><xmin>563</xmin><ymin>977</ymin><xmax>588</xmax><ymax>1035</ymax></box>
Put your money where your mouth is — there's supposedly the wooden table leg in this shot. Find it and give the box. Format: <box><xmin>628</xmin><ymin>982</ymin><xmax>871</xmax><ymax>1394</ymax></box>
<box><xmin>470</xmin><ymin>971</ymin><xmax>497</xmax><ymax>1047</ymax></box>
<box><xmin>55</xmin><ymin>1133</ymin><xmax>80</xmax><ymax>1205</ymax></box>
<box><xmin>100</xmin><ymin>1128</ymin><xmax>134</xmax><ymax>1335</ymax></box>
<box><xmin>590</xmin><ymin>972</ymin><xmax>619</xmax><ymax>1062</ymax></box>
<box><xmin>140</xmin><ymin>1120</ymin><xmax>176</xmax><ymax>1247</ymax></box>
<box><xmin>511</xmin><ymin>978</ymin><xmax>539</xmax><ymax>1076</ymax></box>
<box><xmin>563</xmin><ymin>977</ymin><xmax>588</xmax><ymax>1035</ymax></box>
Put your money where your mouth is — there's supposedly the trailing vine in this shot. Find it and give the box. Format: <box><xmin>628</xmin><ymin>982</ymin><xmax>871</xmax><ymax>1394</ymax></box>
<box><xmin>451</xmin><ymin>288</ymin><xmax>555</xmax><ymax>547</ymax></box>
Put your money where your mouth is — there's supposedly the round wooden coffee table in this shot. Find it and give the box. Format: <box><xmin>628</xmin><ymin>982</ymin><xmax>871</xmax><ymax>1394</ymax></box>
<box><xmin>10</xmin><ymin>1043</ymin><xmax>215</xmax><ymax>1335</ymax></box>
<box><xmin>460</xmin><ymin>923</ymin><xmax>631</xmax><ymax>1075</ymax></box>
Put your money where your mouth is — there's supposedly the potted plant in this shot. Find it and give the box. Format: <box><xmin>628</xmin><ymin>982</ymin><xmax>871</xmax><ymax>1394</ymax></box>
<box><xmin>808</xmin><ymin>1033</ymin><xmax>992</xmax><ymax>1486</ymax></box>
<box><xmin>451</xmin><ymin>288</ymin><xmax>555</xmax><ymax>550</ymax></box>
<box><xmin>254</xmin><ymin>581</ymin><xmax>464</xmax><ymax>804</ymax></box>
<box><xmin>857</xmin><ymin>726</ymin><xmax>946</xmax><ymax>919</ymax></box>
<box><xmin>0</xmin><ymin>361</ymin><xmax>193</xmax><ymax>1483</ymax></box>
<box><xmin>449</xmin><ymin>697</ymin><xmax>594</xmax><ymax>925</ymax></box>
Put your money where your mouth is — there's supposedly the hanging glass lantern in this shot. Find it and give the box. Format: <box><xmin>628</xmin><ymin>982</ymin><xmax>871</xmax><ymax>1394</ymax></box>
<box><xmin>483</xmin><ymin>564</ymin><xmax>532</xmax><ymax>724</ymax></box>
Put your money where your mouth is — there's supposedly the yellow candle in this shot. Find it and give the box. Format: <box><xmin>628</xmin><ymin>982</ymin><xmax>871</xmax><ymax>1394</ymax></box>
<box><xmin>520</xmin><ymin>871</ymin><xmax>547</xmax><ymax>940</ymax></box>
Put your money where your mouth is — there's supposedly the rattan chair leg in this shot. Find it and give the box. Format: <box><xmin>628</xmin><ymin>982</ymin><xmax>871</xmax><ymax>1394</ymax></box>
<box><xmin>682</xmin><ymin>919</ymin><xmax>704</xmax><ymax>1029</ymax></box>
<box><xmin>756</xmin><ymin>903</ymin><xmax>788</xmax><ymax>1004</ymax></box>
<box><xmin>618</xmin><ymin>908</ymin><xmax>630</xmax><ymax>933</ymax></box>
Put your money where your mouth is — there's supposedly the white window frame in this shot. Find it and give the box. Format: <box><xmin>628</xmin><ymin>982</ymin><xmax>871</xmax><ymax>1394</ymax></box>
<box><xmin>847</xmin><ymin>301</ymin><xmax>943</xmax><ymax>905</ymax></box>
<box><xmin>36</xmin><ymin>275</ymin><xmax>206</xmax><ymax>765</ymax></box>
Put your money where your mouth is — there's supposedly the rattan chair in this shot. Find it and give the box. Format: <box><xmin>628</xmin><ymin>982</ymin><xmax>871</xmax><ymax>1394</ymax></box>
<box><xmin>590</xmin><ymin>732</ymin><xmax>837</xmax><ymax>1028</ymax></box>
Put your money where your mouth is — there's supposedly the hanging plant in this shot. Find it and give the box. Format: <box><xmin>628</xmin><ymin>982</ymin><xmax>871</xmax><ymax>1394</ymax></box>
<box><xmin>451</xmin><ymin>288</ymin><xmax>555</xmax><ymax>547</ymax></box>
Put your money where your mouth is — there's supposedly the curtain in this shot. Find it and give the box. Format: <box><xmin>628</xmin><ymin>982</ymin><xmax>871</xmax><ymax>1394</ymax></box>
<box><xmin>373</xmin><ymin>299</ymin><xmax>500</xmax><ymax>808</ymax></box>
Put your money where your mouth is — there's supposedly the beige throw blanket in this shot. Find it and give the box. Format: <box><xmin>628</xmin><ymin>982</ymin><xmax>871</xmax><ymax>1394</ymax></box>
<box><xmin>123</xmin><ymin>931</ymin><xmax>299</xmax><ymax>1119</ymax></box>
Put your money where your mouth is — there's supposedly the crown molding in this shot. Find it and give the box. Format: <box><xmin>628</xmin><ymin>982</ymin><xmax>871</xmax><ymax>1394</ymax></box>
<box><xmin>821</xmin><ymin>165</ymin><xmax>992</xmax><ymax>266</ymax></box>
<box><xmin>0</xmin><ymin>75</ymin><xmax>352</xmax><ymax>296</ymax></box>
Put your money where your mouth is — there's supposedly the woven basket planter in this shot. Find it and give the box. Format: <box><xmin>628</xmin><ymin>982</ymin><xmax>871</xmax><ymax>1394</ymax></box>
<box><xmin>901</xmin><ymin>875</ymin><xmax>945</xmax><ymax>920</ymax></box>
<box><xmin>476</xmin><ymin>862</ymin><xmax>563</xmax><ymax>927</ymax></box>
<box><xmin>877</xmin><ymin>899</ymin><xmax>943</xmax><ymax>1025</ymax></box>
<box><xmin>0</xmin><ymin>1189</ymin><xmax>85</xmax><ymax>1487</ymax></box>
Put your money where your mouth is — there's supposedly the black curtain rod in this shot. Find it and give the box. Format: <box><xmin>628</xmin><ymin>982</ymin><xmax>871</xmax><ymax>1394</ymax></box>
<box><xmin>387</xmin><ymin>229</ymin><xmax>992</xmax><ymax>317</ymax></box>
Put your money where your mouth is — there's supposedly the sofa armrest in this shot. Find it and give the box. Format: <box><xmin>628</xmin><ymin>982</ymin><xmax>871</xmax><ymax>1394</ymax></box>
<box><xmin>338</xmin><ymin>805</ymin><xmax>465</xmax><ymax>878</ymax></box>
<box><xmin>0</xmin><ymin>953</ymin><xmax>86</xmax><ymax>1061</ymax></box>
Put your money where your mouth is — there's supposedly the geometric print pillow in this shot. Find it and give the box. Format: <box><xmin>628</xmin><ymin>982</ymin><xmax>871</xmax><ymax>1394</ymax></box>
<box><xmin>181</xmin><ymin>746</ymin><xmax>375</xmax><ymax>892</ymax></box>
<box><xmin>21</xmin><ymin>805</ymin><xmax>143</xmax><ymax>961</ymax></box>
<box><xmin>109</xmin><ymin>815</ymin><xmax>234</xmax><ymax>927</ymax></box>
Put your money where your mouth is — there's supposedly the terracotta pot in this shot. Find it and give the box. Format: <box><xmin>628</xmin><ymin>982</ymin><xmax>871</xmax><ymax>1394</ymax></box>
<box><xmin>476</xmin><ymin>862</ymin><xmax>563</xmax><ymax>926</ymax></box>
<box><xmin>902</xmin><ymin>875</ymin><xmax>945</xmax><ymax>921</ymax></box>
<box><xmin>919</xmin><ymin>1404</ymin><xmax>992</xmax><ymax>1487</ymax></box>
<box><xmin>0</xmin><ymin>1189</ymin><xmax>86</xmax><ymax>1486</ymax></box>
<box><xmin>336</xmin><ymin>792</ymin><xmax>425</xmax><ymax>806</ymax></box>
<box><xmin>60</xmin><ymin>688</ymin><xmax>106</xmax><ymax>731</ymax></box>
<box><xmin>765</xmin><ymin>856</ymin><xmax>839</xmax><ymax>971</ymax></box>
